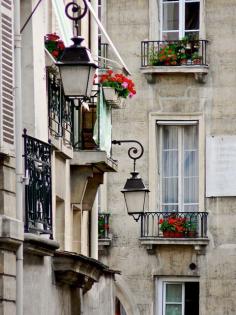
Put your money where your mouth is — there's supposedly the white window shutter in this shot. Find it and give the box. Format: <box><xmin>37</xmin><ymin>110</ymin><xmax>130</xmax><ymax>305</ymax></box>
<box><xmin>0</xmin><ymin>0</ymin><xmax>15</xmax><ymax>154</ymax></box>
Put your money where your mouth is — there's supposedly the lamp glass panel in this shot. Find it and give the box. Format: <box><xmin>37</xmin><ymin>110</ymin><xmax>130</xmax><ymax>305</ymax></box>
<box><xmin>59</xmin><ymin>65</ymin><xmax>95</xmax><ymax>97</ymax></box>
<box><xmin>123</xmin><ymin>190</ymin><xmax>147</xmax><ymax>214</ymax></box>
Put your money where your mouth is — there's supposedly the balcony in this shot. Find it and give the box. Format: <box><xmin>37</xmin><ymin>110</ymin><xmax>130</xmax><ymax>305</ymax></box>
<box><xmin>48</xmin><ymin>68</ymin><xmax>74</xmax><ymax>158</ymax></box>
<box><xmin>98</xmin><ymin>213</ymin><xmax>111</xmax><ymax>255</ymax></box>
<box><xmin>139</xmin><ymin>211</ymin><xmax>209</xmax><ymax>253</ymax></box>
<box><xmin>71</xmin><ymin>88</ymin><xmax>117</xmax><ymax>173</ymax></box>
<box><xmin>140</xmin><ymin>40</ymin><xmax>208</xmax><ymax>83</ymax></box>
<box><xmin>23</xmin><ymin>130</ymin><xmax>53</xmax><ymax>238</ymax></box>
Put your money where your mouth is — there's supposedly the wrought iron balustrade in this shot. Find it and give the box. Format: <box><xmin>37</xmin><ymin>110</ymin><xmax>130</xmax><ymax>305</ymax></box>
<box><xmin>98</xmin><ymin>213</ymin><xmax>110</xmax><ymax>239</ymax></box>
<box><xmin>141</xmin><ymin>40</ymin><xmax>208</xmax><ymax>67</ymax></box>
<box><xmin>140</xmin><ymin>212</ymin><xmax>208</xmax><ymax>239</ymax></box>
<box><xmin>23</xmin><ymin>130</ymin><xmax>53</xmax><ymax>237</ymax></box>
<box><xmin>48</xmin><ymin>69</ymin><xmax>74</xmax><ymax>145</ymax></box>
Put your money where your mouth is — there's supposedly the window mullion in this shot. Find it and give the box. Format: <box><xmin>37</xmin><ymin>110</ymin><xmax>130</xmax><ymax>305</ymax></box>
<box><xmin>179</xmin><ymin>0</ymin><xmax>184</xmax><ymax>38</ymax></box>
<box><xmin>182</xmin><ymin>283</ymin><xmax>185</xmax><ymax>315</ymax></box>
<box><xmin>178</xmin><ymin>127</ymin><xmax>183</xmax><ymax>212</ymax></box>
<box><xmin>159</xmin><ymin>126</ymin><xmax>163</xmax><ymax>211</ymax></box>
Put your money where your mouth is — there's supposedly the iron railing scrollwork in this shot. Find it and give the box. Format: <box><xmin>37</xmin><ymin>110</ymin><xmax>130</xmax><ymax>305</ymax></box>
<box><xmin>140</xmin><ymin>211</ymin><xmax>208</xmax><ymax>239</ymax></box>
<box><xmin>141</xmin><ymin>40</ymin><xmax>208</xmax><ymax>68</ymax></box>
<box><xmin>23</xmin><ymin>130</ymin><xmax>53</xmax><ymax>238</ymax></box>
<box><xmin>48</xmin><ymin>69</ymin><xmax>74</xmax><ymax>145</ymax></box>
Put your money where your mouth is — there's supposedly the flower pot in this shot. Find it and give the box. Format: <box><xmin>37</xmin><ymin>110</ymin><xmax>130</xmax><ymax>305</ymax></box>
<box><xmin>180</xmin><ymin>59</ymin><xmax>187</xmax><ymax>65</ymax></box>
<box><xmin>163</xmin><ymin>231</ymin><xmax>184</xmax><ymax>238</ymax></box>
<box><xmin>192</xmin><ymin>59</ymin><xmax>202</xmax><ymax>65</ymax></box>
<box><xmin>102</xmin><ymin>87</ymin><xmax>125</xmax><ymax>109</ymax></box>
<box><xmin>187</xmin><ymin>231</ymin><xmax>197</xmax><ymax>238</ymax></box>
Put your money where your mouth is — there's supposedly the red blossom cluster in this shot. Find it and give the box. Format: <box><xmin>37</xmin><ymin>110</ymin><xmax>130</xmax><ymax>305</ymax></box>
<box><xmin>159</xmin><ymin>217</ymin><xmax>187</xmax><ymax>232</ymax></box>
<box><xmin>45</xmin><ymin>33</ymin><xmax>65</xmax><ymax>60</ymax></box>
<box><xmin>98</xmin><ymin>70</ymin><xmax>136</xmax><ymax>99</ymax></box>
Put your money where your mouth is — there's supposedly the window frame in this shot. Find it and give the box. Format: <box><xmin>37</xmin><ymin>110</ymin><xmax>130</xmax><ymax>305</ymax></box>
<box><xmin>160</xmin><ymin>0</ymin><xmax>201</xmax><ymax>40</ymax></box>
<box><xmin>148</xmin><ymin>113</ymin><xmax>204</xmax><ymax>212</ymax></box>
<box><xmin>155</xmin><ymin>277</ymin><xmax>199</xmax><ymax>315</ymax></box>
<box><xmin>158</xmin><ymin>121</ymin><xmax>199</xmax><ymax>212</ymax></box>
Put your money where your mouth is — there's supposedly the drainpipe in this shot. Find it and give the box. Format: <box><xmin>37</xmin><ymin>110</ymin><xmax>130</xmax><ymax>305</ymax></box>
<box><xmin>14</xmin><ymin>1</ymin><xmax>24</xmax><ymax>315</ymax></box>
<box><xmin>90</xmin><ymin>0</ymin><xmax>99</xmax><ymax>261</ymax></box>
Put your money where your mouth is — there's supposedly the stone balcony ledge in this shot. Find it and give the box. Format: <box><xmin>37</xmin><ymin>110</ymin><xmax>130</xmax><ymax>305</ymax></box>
<box><xmin>140</xmin><ymin>237</ymin><xmax>209</xmax><ymax>254</ymax></box>
<box><xmin>53</xmin><ymin>251</ymin><xmax>119</xmax><ymax>292</ymax></box>
<box><xmin>24</xmin><ymin>233</ymin><xmax>60</xmax><ymax>256</ymax></box>
<box><xmin>140</xmin><ymin>65</ymin><xmax>209</xmax><ymax>83</ymax></box>
<box><xmin>71</xmin><ymin>150</ymin><xmax>118</xmax><ymax>172</ymax></box>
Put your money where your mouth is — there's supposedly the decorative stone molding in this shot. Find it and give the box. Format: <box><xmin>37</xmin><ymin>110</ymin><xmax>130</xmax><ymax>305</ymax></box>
<box><xmin>0</xmin><ymin>216</ymin><xmax>24</xmax><ymax>251</ymax></box>
<box><xmin>53</xmin><ymin>251</ymin><xmax>119</xmax><ymax>293</ymax></box>
<box><xmin>98</xmin><ymin>238</ymin><xmax>112</xmax><ymax>255</ymax></box>
<box><xmin>24</xmin><ymin>233</ymin><xmax>60</xmax><ymax>256</ymax></box>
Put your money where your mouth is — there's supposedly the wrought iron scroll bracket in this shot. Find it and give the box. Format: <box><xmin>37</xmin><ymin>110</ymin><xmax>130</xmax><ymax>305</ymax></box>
<box><xmin>112</xmin><ymin>140</ymin><xmax>144</xmax><ymax>173</ymax></box>
<box><xmin>65</xmin><ymin>1</ymin><xmax>88</xmax><ymax>36</ymax></box>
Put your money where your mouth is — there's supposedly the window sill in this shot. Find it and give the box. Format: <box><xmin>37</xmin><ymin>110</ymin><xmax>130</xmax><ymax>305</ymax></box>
<box><xmin>140</xmin><ymin>65</ymin><xmax>209</xmax><ymax>83</ymax></box>
<box><xmin>24</xmin><ymin>233</ymin><xmax>60</xmax><ymax>256</ymax></box>
<box><xmin>139</xmin><ymin>237</ymin><xmax>209</xmax><ymax>254</ymax></box>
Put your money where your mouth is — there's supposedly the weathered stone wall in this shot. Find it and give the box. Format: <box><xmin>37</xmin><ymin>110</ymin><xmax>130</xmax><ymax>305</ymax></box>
<box><xmin>23</xmin><ymin>255</ymin><xmax>72</xmax><ymax>315</ymax></box>
<box><xmin>104</xmin><ymin>1</ymin><xmax>236</xmax><ymax>315</ymax></box>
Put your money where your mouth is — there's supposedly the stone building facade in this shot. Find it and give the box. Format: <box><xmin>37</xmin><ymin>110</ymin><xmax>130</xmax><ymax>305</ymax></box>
<box><xmin>0</xmin><ymin>0</ymin><xmax>119</xmax><ymax>314</ymax></box>
<box><xmin>99</xmin><ymin>1</ymin><xmax>236</xmax><ymax>314</ymax></box>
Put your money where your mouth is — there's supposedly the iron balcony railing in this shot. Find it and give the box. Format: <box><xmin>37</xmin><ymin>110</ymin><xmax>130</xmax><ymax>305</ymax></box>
<box><xmin>98</xmin><ymin>213</ymin><xmax>110</xmax><ymax>239</ymax></box>
<box><xmin>98</xmin><ymin>42</ymin><xmax>109</xmax><ymax>69</ymax></box>
<box><xmin>140</xmin><ymin>212</ymin><xmax>208</xmax><ymax>239</ymax></box>
<box><xmin>141</xmin><ymin>40</ymin><xmax>208</xmax><ymax>67</ymax></box>
<box><xmin>47</xmin><ymin>69</ymin><xmax>73</xmax><ymax>145</ymax></box>
<box><xmin>23</xmin><ymin>129</ymin><xmax>53</xmax><ymax>238</ymax></box>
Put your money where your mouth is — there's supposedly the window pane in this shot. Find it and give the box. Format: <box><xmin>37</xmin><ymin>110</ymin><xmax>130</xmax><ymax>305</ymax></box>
<box><xmin>163</xmin><ymin>126</ymin><xmax>178</xmax><ymax>150</ymax></box>
<box><xmin>163</xmin><ymin>3</ymin><xmax>179</xmax><ymax>31</ymax></box>
<box><xmin>184</xmin><ymin>151</ymin><xmax>198</xmax><ymax>177</ymax></box>
<box><xmin>162</xmin><ymin>32</ymin><xmax>179</xmax><ymax>40</ymax></box>
<box><xmin>185</xmin><ymin>282</ymin><xmax>199</xmax><ymax>315</ymax></box>
<box><xmin>185</xmin><ymin>2</ymin><xmax>199</xmax><ymax>30</ymax></box>
<box><xmin>166</xmin><ymin>283</ymin><xmax>182</xmax><ymax>302</ymax></box>
<box><xmin>163</xmin><ymin>178</ymin><xmax>178</xmax><ymax>203</ymax></box>
<box><xmin>162</xmin><ymin>204</ymin><xmax>179</xmax><ymax>212</ymax></box>
<box><xmin>184</xmin><ymin>126</ymin><xmax>198</xmax><ymax>150</ymax></box>
<box><xmin>163</xmin><ymin>151</ymin><xmax>178</xmax><ymax>177</ymax></box>
<box><xmin>183</xmin><ymin>204</ymin><xmax>198</xmax><ymax>212</ymax></box>
<box><xmin>184</xmin><ymin>177</ymin><xmax>198</xmax><ymax>203</ymax></box>
<box><xmin>166</xmin><ymin>305</ymin><xmax>182</xmax><ymax>315</ymax></box>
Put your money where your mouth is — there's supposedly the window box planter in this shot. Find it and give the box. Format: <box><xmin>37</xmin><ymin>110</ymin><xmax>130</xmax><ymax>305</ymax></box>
<box><xmin>102</xmin><ymin>87</ymin><xmax>125</xmax><ymax>109</ymax></box>
<box><xmin>163</xmin><ymin>231</ymin><xmax>184</xmax><ymax>238</ymax></box>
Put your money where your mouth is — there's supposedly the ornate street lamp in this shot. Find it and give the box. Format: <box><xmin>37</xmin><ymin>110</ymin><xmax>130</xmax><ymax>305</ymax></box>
<box><xmin>112</xmin><ymin>140</ymin><xmax>149</xmax><ymax>222</ymax></box>
<box><xmin>56</xmin><ymin>1</ymin><xmax>97</xmax><ymax>98</ymax></box>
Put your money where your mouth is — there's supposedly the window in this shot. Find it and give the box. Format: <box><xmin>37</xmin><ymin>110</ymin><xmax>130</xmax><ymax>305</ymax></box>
<box><xmin>161</xmin><ymin>0</ymin><xmax>200</xmax><ymax>40</ymax></box>
<box><xmin>158</xmin><ymin>122</ymin><xmax>199</xmax><ymax>212</ymax></box>
<box><xmin>157</xmin><ymin>279</ymin><xmax>199</xmax><ymax>315</ymax></box>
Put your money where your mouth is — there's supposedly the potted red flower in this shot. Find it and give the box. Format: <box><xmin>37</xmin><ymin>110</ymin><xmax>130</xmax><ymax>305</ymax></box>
<box><xmin>45</xmin><ymin>33</ymin><xmax>65</xmax><ymax>60</ymax></box>
<box><xmin>98</xmin><ymin>70</ymin><xmax>136</xmax><ymax>109</ymax></box>
<box><xmin>159</xmin><ymin>216</ymin><xmax>187</xmax><ymax>238</ymax></box>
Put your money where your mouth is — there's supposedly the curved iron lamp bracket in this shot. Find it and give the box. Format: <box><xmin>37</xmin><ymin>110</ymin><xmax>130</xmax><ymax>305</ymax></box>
<box><xmin>112</xmin><ymin>140</ymin><xmax>144</xmax><ymax>173</ymax></box>
<box><xmin>65</xmin><ymin>1</ymin><xmax>88</xmax><ymax>35</ymax></box>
